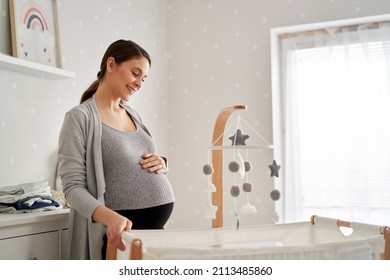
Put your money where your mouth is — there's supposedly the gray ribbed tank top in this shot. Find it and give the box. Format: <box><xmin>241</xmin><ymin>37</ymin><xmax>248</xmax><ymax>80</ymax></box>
<box><xmin>101</xmin><ymin>122</ymin><xmax>175</xmax><ymax>210</ymax></box>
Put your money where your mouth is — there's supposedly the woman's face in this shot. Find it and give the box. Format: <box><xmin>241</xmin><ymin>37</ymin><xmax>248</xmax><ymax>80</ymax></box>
<box><xmin>108</xmin><ymin>56</ymin><xmax>150</xmax><ymax>102</ymax></box>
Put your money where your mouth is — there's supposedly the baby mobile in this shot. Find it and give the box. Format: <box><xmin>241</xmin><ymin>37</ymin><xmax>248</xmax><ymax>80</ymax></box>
<box><xmin>202</xmin><ymin>105</ymin><xmax>281</xmax><ymax>230</ymax></box>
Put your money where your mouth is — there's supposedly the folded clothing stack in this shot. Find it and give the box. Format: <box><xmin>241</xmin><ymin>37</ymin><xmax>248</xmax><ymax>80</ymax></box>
<box><xmin>0</xmin><ymin>181</ymin><xmax>63</xmax><ymax>214</ymax></box>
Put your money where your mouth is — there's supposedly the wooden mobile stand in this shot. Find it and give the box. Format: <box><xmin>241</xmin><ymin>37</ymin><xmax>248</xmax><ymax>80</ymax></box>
<box><xmin>210</xmin><ymin>105</ymin><xmax>247</xmax><ymax>228</ymax></box>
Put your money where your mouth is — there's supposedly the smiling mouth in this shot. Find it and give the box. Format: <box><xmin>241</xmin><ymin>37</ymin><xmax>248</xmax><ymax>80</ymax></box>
<box><xmin>127</xmin><ymin>86</ymin><xmax>136</xmax><ymax>94</ymax></box>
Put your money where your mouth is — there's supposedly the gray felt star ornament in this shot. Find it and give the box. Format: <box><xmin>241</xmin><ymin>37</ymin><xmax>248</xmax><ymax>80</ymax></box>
<box><xmin>268</xmin><ymin>160</ymin><xmax>281</xmax><ymax>177</ymax></box>
<box><xmin>229</xmin><ymin>129</ymin><xmax>249</xmax><ymax>146</ymax></box>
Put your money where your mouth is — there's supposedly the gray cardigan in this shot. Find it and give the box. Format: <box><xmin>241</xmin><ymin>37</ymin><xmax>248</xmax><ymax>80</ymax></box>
<box><xmin>58</xmin><ymin>95</ymin><xmax>151</xmax><ymax>260</ymax></box>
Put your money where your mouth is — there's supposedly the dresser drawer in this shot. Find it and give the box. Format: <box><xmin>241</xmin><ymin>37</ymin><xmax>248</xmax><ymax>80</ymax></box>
<box><xmin>0</xmin><ymin>231</ymin><xmax>59</xmax><ymax>260</ymax></box>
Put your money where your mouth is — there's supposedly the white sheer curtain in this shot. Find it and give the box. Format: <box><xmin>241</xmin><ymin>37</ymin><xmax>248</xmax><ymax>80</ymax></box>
<box><xmin>279</xmin><ymin>22</ymin><xmax>390</xmax><ymax>225</ymax></box>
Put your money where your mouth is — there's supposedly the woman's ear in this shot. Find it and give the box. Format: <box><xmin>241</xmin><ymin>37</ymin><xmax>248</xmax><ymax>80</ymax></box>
<box><xmin>106</xmin><ymin>57</ymin><xmax>116</xmax><ymax>73</ymax></box>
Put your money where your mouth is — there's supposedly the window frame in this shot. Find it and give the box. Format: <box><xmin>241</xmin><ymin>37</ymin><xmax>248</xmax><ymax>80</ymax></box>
<box><xmin>270</xmin><ymin>14</ymin><xmax>390</xmax><ymax>224</ymax></box>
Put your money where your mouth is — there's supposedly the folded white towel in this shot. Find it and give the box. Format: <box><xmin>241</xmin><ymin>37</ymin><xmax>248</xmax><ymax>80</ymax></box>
<box><xmin>0</xmin><ymin>181</ymin><xmax>52</xmax><ymax>203</ymax></box>
<box><xmin>0</xmin><ymin>181</ymin><xmax>49</xmax><ymax>194</ymax></box>
<box><xmin>0</xmin><ymin>189</ymin><xmax>24</xmax><ymax>196</ymax></box>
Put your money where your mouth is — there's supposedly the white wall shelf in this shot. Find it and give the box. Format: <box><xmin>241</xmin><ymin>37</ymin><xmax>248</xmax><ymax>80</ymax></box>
<box><xmin>0</xmin><ymin>53</ymin><xmax>75</xmax><ymax>80</ymax></box>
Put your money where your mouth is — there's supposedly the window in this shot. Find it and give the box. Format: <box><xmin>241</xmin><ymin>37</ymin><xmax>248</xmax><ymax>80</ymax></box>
<box><xmin>271</xmin><ymin>16</ymin><xmax>390</xmax><ymax>225</ymax></box>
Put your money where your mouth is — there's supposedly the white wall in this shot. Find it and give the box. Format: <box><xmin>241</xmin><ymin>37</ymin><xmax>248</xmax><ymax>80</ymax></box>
<box><xmin>1</xmin><ymin>0</ymin><xmax>390</xmax><ymax>230</ymax></box>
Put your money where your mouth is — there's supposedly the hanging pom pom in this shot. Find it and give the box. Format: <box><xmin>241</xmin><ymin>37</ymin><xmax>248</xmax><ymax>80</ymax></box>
<box><xmin>203</xmin><ymin>164</ymin><xmax>214</xmax><ymax>175</ymax></box>
<box><xmin>228</xmin><ymin>161</ymin><xmax>240</xmax><ymax>173</ymax></box>
<box><xmin>270</xmin><ymin>189</ymin><xmax>281</xmax><ymax>201</ymax></box>
<box><xmin>242</xmin><ymin>182</ymin><xmax>253</xmax><ymax>193</ymax></box>
<box><xmin>230</xmin><ymin>185</ymin><xmax>240</xmax><ymax>197</ymax></box>
<box><xmin>244</xmin><ymin>161</ymin><xmax>252</xmax><ymax>172</ymax></box>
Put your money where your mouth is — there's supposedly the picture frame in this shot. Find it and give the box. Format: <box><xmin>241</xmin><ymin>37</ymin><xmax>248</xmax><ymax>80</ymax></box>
<box><xmin>9</xmin><ymin>0</ymin><xmax>63</xmax><ymax>68</ymax></box>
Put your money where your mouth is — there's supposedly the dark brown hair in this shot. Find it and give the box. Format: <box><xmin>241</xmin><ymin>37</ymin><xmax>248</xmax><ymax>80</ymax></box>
<box><xmin>80</xmin><ymin>39</ymin><xmax>151</xmax><ymax>104</ymax></box>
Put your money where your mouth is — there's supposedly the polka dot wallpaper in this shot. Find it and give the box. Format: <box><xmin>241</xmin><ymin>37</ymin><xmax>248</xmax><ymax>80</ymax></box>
<box><xmin>1</xmin><ymin>0</ymin><xmax>390</xmax><ymax>229</ymax></box>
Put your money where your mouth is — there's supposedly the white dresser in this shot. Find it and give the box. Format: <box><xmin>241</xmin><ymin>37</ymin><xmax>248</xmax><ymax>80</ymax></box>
<box><xmin>0</xmin><ymin>209</ymin><xmax>69</xmax><ymax>260</ymax></box>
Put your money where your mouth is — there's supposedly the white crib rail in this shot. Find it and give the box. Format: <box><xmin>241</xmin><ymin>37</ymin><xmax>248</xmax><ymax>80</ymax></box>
<box><xmin>106</xmin><ymin>216</ymin><xmax>389</xmax><ymax>260</ymax></box>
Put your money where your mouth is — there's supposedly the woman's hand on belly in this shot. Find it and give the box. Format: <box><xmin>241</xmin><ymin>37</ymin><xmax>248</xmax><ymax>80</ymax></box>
<box><xmin>140</xmin><ymin>153</ymin><xmax>167</xmax><ymax>174</ymax></box>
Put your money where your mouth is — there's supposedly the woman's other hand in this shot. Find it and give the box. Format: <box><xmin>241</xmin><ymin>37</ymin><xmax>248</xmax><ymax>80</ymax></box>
<box><xmin>106</xmin><ymin>214</ymin><xmax>132</xmax><ymax>251</ymax></box>
<box><xmin>92</xmin><ymin>206</ymin><xmax>132</xmax><ymax>251</ymax></box>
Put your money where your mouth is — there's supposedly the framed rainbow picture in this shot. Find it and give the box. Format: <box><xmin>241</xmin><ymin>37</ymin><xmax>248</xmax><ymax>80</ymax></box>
<box><xmin>9</xmin><ymin>0</ymin><xmax>62</xmax><ymax>68</ymax></box>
